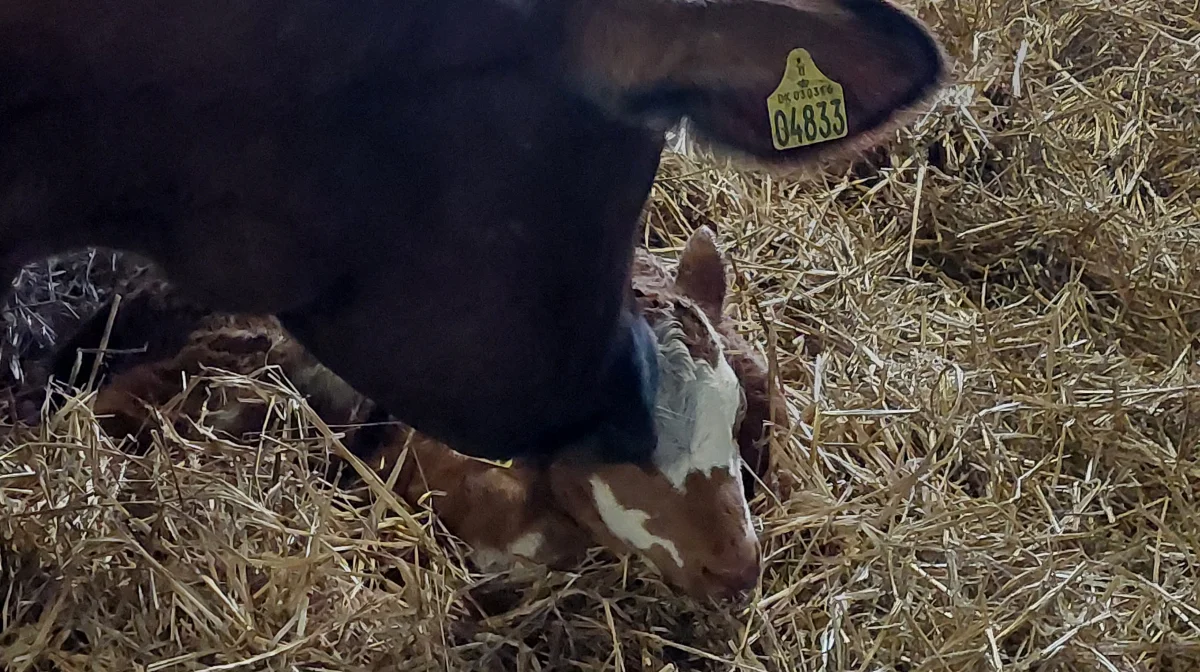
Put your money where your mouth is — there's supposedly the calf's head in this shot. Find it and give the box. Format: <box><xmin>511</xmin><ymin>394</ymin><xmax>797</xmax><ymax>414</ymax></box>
<box><xmin>547</xmin><ymin>227</ymin><xmax>768</xmax><ymax>601</ymax></box>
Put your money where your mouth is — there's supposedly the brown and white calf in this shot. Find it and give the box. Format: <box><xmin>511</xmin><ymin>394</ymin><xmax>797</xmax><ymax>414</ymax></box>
<box><xmin>547</xmin><ymin>226</ymin><xmax>778</xmax><ymax>598</ymax></box>
<box><xmin>2</xmin><ymin>0</ymin><xmax>947</xmax><ymax>469</ymax></box>
<box><xmin>84</xmin><ymin>227</ymin><xmax>776</xmax><ymax>600</ymax></box>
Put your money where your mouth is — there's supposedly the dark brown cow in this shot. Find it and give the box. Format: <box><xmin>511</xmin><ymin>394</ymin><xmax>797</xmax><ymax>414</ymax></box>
<box><xmin>1</xmin><ymin>0</ymin><xmax>946</xmax><ymax>466</ymax></box>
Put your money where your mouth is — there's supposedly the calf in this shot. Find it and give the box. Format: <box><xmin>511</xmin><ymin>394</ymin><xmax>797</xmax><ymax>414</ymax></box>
<box><xmin>85</xmin><ymin>227</ymin><xmax>775</xmax><ymax>600</ymax></box>
<box><xmin>2</xmin><ymin>0</ymin><xmax>946</xmax><ymax>470</ymax></box>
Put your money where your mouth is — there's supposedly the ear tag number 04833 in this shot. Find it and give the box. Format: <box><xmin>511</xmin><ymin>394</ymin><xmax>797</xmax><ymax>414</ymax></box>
<box><xmin>766</xmin><ymin>48</ymin><xmax>848</xmax><ymax>150</ymax></box>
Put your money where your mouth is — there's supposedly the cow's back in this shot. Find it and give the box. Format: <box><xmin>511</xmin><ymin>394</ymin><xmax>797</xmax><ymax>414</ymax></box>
<box><xmin>0</xmin><ymin>0</ymin><xmax>553</xmax><ymax>310</ymax></box>
<box><xmin>2</xmin><ymin>0</ymin><xmax>668</xmax><ymax>462</ymax></box>
<box><xmin>268</xmin><ymin>69</ymin><xmax>666</xmax><ymax>462</ymax></box>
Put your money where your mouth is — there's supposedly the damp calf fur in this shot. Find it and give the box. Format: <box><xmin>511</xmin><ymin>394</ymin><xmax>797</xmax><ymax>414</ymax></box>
<box><xmin>67</xmin><ymin>227</ymin><xmax>779</xmax><ymax>601</ymax></box>
<box><xmin>2</xmin><ymin>0</ymin><xmax>946</xmax><ymax>467</ymax></box>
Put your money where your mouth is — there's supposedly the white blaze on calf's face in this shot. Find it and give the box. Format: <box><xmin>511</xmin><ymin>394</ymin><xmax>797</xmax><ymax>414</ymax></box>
<box><xmin>574</xmin><ymin>305</ymin><xmax>758</xmax><ymax>587</ymax></box>
<box><xmin>651</xmin><ymin>315</ymin><xmax>747</xmax><ymax>493</ymax></box>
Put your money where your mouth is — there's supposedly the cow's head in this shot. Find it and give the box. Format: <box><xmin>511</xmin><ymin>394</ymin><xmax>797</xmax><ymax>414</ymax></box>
<box><xmin>513</xmin><ymin>0</ymin><xmax>942</xmax><ymax>467</ymax></box>
<box><xmin>545</xmin><ymin>0</ymin><xmax>947</xmax><ymax>166</ymax></box>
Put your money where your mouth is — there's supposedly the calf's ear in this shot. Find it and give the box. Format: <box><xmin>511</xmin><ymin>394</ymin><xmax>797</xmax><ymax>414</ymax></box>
<box><xmin>673</xmin><ymin>225</ymin><xmax>726</xmax><ymax>320</ymax></box>
<box><xmin>558</xmin><ymin>0</ymin><xmax>947</xmax><ymax>165</ymax></box>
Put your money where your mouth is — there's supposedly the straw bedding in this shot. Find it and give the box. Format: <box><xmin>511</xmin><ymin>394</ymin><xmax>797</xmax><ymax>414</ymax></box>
<box><xmin>2</xmin><ymin>0</ymin><xmax>1198</xmax><ymax>669</ymax></box>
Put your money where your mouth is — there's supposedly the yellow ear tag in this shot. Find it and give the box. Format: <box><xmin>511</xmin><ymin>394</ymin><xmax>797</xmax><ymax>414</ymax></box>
<box><xmin>766</xmin><ymin>48</ymin><xmax>849</xmax><ymax>150</ymax></box>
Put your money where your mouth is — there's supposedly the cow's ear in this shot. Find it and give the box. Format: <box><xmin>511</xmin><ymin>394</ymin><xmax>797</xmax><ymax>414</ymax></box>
<box><xmin>557</xmin><ymin>0</ymin><xmax>947</xmax><ymax>166</ymax></box>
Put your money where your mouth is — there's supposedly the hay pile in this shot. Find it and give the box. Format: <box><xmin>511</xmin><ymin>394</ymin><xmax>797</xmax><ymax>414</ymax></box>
<box><xmin>3</xmin><ymin>0</ymin><xmax>1199</xmax><ymax>669</ymax></box>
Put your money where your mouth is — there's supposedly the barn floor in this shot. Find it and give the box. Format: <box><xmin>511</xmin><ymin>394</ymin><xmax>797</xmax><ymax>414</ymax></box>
<box><xmin>3</xmin><ymin>0</ymin><xmax>1199</xmax><ymax>670</ymax></box>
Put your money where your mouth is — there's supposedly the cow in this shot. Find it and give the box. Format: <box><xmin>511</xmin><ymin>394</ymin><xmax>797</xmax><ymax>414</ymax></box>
<box><xmin>79</xmin><ymin>226</ymin><xmax>775</xmax><ymax>600</ymax></box>
<box><xmin>1</xmin><ymin>0</ymin><xmax>947</xmax><ymax>470</ymax></box>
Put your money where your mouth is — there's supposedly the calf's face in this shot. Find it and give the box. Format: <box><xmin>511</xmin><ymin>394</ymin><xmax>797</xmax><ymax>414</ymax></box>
<box><xmin>549</xmin><ymin>228</ymin><xmax>764</xmax><ymax>601</ymax></box>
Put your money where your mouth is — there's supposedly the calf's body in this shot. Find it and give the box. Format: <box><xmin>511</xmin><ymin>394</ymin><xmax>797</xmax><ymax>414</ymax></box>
<box><xmin>2</xmin><ymin>0</ymin><xmax>947</xmax><ymax>464</ymax></box>
<box><xmin>77</xmin><ymin>226</ymin><xmax>774</xmax><ymax>600</ymax></box>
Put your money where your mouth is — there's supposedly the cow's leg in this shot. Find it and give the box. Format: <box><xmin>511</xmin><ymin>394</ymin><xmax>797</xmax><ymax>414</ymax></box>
<box><xmin>90</xmin><ymin>327</ymin><xmax>288</xmax><ymax>447</ymax></box>
<box><xmin>45</xmin><ymin>279</ymin><xmax>211</xmax><ymax>390</ymax></box>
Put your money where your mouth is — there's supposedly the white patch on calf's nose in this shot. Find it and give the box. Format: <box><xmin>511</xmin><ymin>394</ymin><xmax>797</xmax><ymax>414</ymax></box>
<box><xmin>650</xmin><ymin>308</ymin><xmax>758</xmax><ymax>547</ymax></box>
<box><xmin>645</xmin><ymin>306</ymin><xmax>761</xmax><ymax>570</ymax></box>
<box><xmin>589</xmin><ymin>476</ymin><xmax>683</xmax><ymax>568</ymax></box>
<box><xmin>743</xmin><ymin>495</ymin><xmax>757</xmax><ymax>540</ymax></box>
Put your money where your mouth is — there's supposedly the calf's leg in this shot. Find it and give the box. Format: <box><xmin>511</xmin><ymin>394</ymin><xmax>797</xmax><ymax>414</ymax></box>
<box><xmin>361</xmin><ymin>426</ymin><xmax>591</xmax><ymax>571</ymax></box>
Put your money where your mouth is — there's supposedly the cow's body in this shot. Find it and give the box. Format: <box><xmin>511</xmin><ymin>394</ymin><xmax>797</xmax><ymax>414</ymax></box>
<box><xmin>1</xmin><ymin>0</ymin><xmax>946</xmax><ymax>465</ymax></box>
